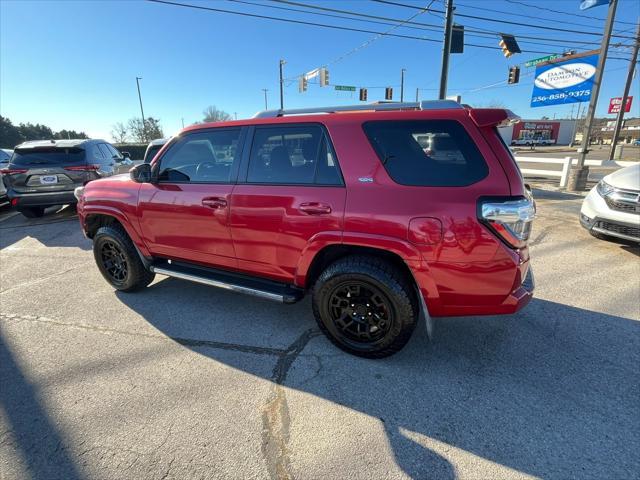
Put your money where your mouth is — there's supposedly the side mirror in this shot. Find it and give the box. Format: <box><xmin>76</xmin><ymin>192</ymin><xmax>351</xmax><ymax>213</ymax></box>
<box><xmin>121</xmin><ymin>151</ymin><xmax>131</xmax><ymax>159</ymax></box>
<box><xmin>130</xmin><ymin>162</ymin><xmax>152</xmax><ymax>183</ymax></box>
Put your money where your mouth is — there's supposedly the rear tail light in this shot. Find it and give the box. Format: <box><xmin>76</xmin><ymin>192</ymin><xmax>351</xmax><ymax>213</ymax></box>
<box><xmin>64</xmin><ymin>164</ymin><xmax>100</xmax><ymax>171</ymax></box>
<box><xmin>0</xmin><ymin>168</ymin><xmax>28</xmax><ymax>175</ymax></box>
<box><xmin>480</xmin><ymin>197</ymin><xmax>535</xmax><ymax>249</ymax></box>
<box><xmin>10</xmin><ymin>198</ymin><xmax>19</xmax><ymax>206</ymax></box>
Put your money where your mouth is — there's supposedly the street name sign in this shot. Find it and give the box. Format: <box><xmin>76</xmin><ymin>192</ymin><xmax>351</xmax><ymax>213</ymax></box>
<box><xmin>524</xmin><ymin>54</ymin><xmax>561</xmax><ymax>68</ymax></box>
<box><xmin>334</xmin><ymin>85</ymin><xmax>356</xmax><ymax>92</ymax></box>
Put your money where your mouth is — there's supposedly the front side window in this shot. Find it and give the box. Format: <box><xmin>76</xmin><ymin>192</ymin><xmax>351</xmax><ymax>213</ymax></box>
<box><xmin>247</xmin><ymin>125</ymin><xmax>342</xmax><ymax>185</ymax></box>
<box><xmin>158</xmin><ymin>129</ymin><xmax>241</xmax><ymax>183</ymax></box>
<box><xmin>363</xmin><ymin>120</ymin><xmax>488</xmax><ymax>187</ymax></box>
<box><xmin>105</xmin><ymin>143</ymin><xmax>122</xmax><ymax>159</ymax></box>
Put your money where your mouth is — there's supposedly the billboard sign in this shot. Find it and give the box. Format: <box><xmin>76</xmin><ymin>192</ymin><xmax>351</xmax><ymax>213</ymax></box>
<box><xmin>608</xmin><ymin>96</ymin><xmax>633</xmax><ymax>114</ymax></box>
<box><xmin>531</xmin><ymin>54</ymin><xmax>598</xmax><ymax>107</ymax></box>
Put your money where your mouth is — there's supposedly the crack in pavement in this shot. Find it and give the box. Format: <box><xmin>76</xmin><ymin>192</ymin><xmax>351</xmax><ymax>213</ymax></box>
<box><xmin>261</xmin><ymin>329</ymin><xmax>320</xmax><ymax>480</ymax></box>
<box><xmin>1</xmin><ymin>312</ymin><xmax>322</xmax><ymax>479</ymax></box>
<box><xmin>0</xmin><ymin>313</ymin><xmax>287</xmax><ymax>357</ymax></box>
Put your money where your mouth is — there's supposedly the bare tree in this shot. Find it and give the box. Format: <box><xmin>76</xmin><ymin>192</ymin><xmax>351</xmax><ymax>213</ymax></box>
<box><xmin>111</xmin><ymin>122</ymin><xmax>129</xmax><ymax>143</ymax></box>
<box><xmin>127</xmin><ymin>117</ymin><xmax>164</xmax><ymax>143</ymax></box>
<box><xmin>202</xmin><ymin>105</ymin><xmax>231</xmax><ymax>123</ymax></box>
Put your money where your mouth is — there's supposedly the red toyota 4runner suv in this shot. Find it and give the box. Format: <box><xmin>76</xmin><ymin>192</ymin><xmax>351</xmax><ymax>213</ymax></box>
<box><xmin>77</xmin><ymin>101</ymin><xmax>535</xmax><ymax>358</ymax></box>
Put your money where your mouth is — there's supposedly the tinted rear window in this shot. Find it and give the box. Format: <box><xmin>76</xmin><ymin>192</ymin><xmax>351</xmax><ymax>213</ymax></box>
<box><xmin>362</xmin><ymin>120</ymin><xmax>488</xmax><ymax>187</ymax></box>
<box><xmin>11</xmin><ymin>148</ymin><xmax>85</xmax><ymax>166</ymax></box>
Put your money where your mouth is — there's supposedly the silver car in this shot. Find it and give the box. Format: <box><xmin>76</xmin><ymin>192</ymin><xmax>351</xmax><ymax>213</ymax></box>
<box><xmin>580</xmin><ymin>163</ymin><xmax>640</xmax><ymax>243</ymax></box>
<box><xmin>0</xmin><ymin>149</ymin><xmax>12</xmax><ymax>201</ymax></box>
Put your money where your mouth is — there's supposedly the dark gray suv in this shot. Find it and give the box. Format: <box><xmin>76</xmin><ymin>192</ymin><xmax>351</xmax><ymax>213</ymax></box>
<box><xmin>1</xmin><ymin>139</ymin><xmax>131</xmax><ymax>218</ymax></box>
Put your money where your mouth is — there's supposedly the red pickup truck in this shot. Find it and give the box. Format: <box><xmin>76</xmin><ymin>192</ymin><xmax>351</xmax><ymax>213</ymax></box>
<box><xmin>77</xmin><ymin>101</ymin><xmax>535</xmax><ymax>358</ymax></box>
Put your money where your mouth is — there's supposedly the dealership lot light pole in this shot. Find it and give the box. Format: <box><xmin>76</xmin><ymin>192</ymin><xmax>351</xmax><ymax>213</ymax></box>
<box><xmin>568</xmin><ymin>0</ymin><xmax>618</xmax><ymax>191</ymax></box>
<box><xmin>135</xmin><ymin>77</ymin><xmax>146</xmax><ymax>141</ymax></box>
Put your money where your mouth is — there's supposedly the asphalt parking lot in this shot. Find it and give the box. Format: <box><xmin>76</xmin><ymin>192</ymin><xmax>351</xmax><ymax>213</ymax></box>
<box><xmin>1</xmin><ymin>189</ymin><xmax>639</xmax><ymax>480</ymax></box>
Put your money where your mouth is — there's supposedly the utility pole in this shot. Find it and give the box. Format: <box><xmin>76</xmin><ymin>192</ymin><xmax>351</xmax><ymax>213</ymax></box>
<box><xmin>568</xmin><ymin>0</ymin><xmax>618</xmax><ymax>191</ymax></box>
<box><xmin>181</xmin><ymin>118</ymin><xmax>185</xmax><ymax>128</ymax></box>
<box><xmin>279</xmin><ymin>59</ymin><xmax>285</xmax><ymax>110</ymax></box>
<box><xmin>135</xmin><ymin>77</ymin><xmax>146</xmax><ymax>141</ymax></box>
<box><xmin>609</xmin><ymin>20</ymin><xmax>640</xmax><ymax>161</ymax></box>
<box><xmin>570</xmin><ymin>103</ymin><xmax>583</xmax><ymax>147</ymax></box>
<box><xmin>234</xmin><ymin>112</ymin><xmax>238</xmax><ymax>120</ymax></box>
<box><xmin>415</xmin><ymin>87</ymin><xmax>419</xmax><ymax>102</ymax></box>
<box><xmin>438</xmin><ymin>0</ymin><xmax>455</xmax><ymax>100</ymax></box>
<box><xmin>400</xmin><ymin>68</ymin><xmax>406</xmax><ymax>102</ymax></box>
<box><xmin>262</xmin><ymin>88</ymin><xmax>269</xmax><ymax>110</ymax></box>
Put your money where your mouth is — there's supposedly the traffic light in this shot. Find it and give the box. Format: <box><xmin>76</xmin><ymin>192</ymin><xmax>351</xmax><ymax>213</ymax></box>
<box><xmin>319</xmin><ymin>67</ymin><xmax>330</xmax><ymax>87</ymax></box>
<box><xmin>508</xmin><ymin>66</ymin><xmax>520</xmax><ymax>84</ymax></box>
<box><xmin>299</xmin><ymin>75</ymin><xmax>308</xmax><ymax>93</ymax></box>
<box><xmin>451</xmin><ymin>25</ymin><xmax>464</xmax><ymax>54</ymax></box>
<box><xmin>499</xmin><ymin>34</ymin><xmax>521</xmax><ymax>58</ymax></box>
<box><xmin>385</xmin><ymin>87</ymin><xmax>393</xmax><ymax>100</ymax></box>
<box><xmin>359</xmin><ymin>88</ymin><xmax>368</xmax><ymax>102</ymax></box>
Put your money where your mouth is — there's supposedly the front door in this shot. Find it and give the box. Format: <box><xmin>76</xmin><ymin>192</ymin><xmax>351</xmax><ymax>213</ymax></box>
<box><xmin>138</xmin><ymin>128</ymin><xmax>244</xmax><ymax>270</ymax></box>
<box><xmin>230</xmin><ymin>124</ymin><xmax>346</xmax><ymax>283</ymax></box>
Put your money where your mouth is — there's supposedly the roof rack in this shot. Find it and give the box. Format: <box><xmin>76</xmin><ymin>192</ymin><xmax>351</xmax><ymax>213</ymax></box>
<box><xmin>252</xmin><ymin>100</ymin><xmax>463</xmax><ymax>119</ymax></box>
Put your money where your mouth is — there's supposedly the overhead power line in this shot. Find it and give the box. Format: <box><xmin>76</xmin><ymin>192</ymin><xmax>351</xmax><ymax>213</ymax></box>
<box><xmin>503</xmin><ymin>0</ymin><xmax>637</xmax><ymax>27</ymax></box>
<box><xmin>327</xmin><ymin>0</ymin><xmax>438</xmax><ymax>66</ymax></box>
<box><xmin>455</xmin><ymin>0</ymin><xmax>636</xmax><ymax>32</ymax></box>
<box><xmin>146</xmin><ymin>0</ymin><xmax>632</xmax><ymax>60</ymax></box>
<box><xmin>267</xmin><ymin>0</ymin><xmax>628</xmax><ymax>49</ymax></box>
<box><xmin>371</xmin><ymin>0</ymin><xmax>637</xmax><ymax>40</ymax></box>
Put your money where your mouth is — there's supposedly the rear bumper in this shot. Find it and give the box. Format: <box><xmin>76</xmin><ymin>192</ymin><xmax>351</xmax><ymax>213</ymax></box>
<box><xmin>8</xmin><ymin>190</ymin><xmax>77</xmax><ymax>207</ymax></box>
<box><xmin>425</xmin><ymin>264</ymin><xmax>534</xmax><ymax>317</ymax></box>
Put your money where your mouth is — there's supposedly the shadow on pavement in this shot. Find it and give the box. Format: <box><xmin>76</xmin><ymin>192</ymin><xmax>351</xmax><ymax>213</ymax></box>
<box><xmin>0</xmin><ymin>332</ymin><xmax>83</xmax><ymax>480</ymax></box>
<box><xmin>113</xmin><ymin>279</ymin><xmax>640</xmax><ymax>479</ymax></box>
<box><xmin>0</xmin><ymin>205</ymin><xmax>89</xmax><ymax>251</ymax></box>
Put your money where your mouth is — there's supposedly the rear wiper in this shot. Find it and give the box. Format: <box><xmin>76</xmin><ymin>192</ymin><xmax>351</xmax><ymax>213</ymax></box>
<box><xmin>381</xmin><ymin>153</ymin><xmax>395</xmax><ymax>165</ymax></box>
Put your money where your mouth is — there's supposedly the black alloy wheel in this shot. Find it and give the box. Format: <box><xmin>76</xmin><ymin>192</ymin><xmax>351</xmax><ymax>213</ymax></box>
<box><xmin>100</xmin><ymin>240</ymin><xmax>128</xmax><ymax>284</ymax></box>
<box><xmin>328</xmin><ymin>281</ymin><xmax>394</xmax><ymax>344</ymax></box>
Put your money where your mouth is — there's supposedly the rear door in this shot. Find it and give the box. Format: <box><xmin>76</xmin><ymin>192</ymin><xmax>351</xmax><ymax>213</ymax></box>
<box><xmin>229</xmin><ymin>124</ymin><xmax>345</xmax><ymax>283</ymax></box>
<box><xmin>137</xmin><ymin>128</ymin><xmax>244</xmax><ymax>269</ymax></box>
<box><xmin>5</xmin><ymin>147</ymin><xmax>89</xmax><ymax>194</ymax></box>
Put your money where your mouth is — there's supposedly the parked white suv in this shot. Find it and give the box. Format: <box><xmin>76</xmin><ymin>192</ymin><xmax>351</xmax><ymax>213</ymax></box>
<box><xmin>580</xmin><ymin>163</ymin><xmax>640</xmax><ymax>243</ymax></box>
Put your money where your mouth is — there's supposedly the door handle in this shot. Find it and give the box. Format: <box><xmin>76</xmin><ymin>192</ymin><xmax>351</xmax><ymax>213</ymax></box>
<box><xmin>299</xmin><ymin>202</ymin><xmax>332</xmax><ymax>215</ymax></box>
<box><xmin>202</xmin><ymin>197</ymin><xmax>228</xmax><ymax>209</ymax></box>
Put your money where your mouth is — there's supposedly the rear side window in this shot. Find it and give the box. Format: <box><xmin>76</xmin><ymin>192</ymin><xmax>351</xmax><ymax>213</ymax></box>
<box><xmin>11</xmin><ymin>148</ymin><xmax>85</xmax><ymax>166</ymax></box>
<box><xmin>247</xmin><ymin>125</ymin><xmax>342</xmax><ymax>185</ymax></box>
<box><xmin>362</xmin><ymin>120</ymin><xmax>488</xmax><ymax>187</ymax></box>
<box><xmin>158</xmin><ymin>129</ymin><xmax>241</xmax><ymax>183</ymax></box>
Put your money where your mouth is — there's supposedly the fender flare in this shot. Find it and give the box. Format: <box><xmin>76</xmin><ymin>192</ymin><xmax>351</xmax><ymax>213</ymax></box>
<box><xmin>294</xmin><ymin>231</ymin><xmax>441</xmax><ymax>312</ymax></box>
<box><xmin>82</xmin><ymin>205</ymin><xmax>151</xmax><ymax>259</ymax></box>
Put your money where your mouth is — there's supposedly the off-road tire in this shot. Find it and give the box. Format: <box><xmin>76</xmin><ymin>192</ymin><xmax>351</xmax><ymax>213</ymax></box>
<box><xmin>18</xmin><ymin>207</ymin><xmax>45</xmax><ymax>218</ymax></box>
<box><xmin>312</xmin><ymin>255</ymin><xmax>418</xmax><ymax>358</ymax></box>
<box><xmin>93</xmin><ymin>225</ymin><xmax>155</xmax><ymax>292</ymax></box>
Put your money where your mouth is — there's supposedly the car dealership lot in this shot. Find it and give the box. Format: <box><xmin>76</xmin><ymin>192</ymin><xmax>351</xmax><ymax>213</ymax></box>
<box><xmin>1</xmin><ymin>192</ymin><xmax>638</xmax><ymax>480</ymax></box>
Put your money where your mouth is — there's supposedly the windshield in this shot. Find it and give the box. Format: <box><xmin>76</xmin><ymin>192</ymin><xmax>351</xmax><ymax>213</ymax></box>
<box><xmin>11</xmin><ymin>147</ymin><xmax>85</xmax><ymax>166</ymax></box>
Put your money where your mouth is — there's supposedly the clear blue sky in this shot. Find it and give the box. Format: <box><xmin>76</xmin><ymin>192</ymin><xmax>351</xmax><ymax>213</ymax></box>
<box><xmin>1</xmin><ymin>0</ymin><xmax>638</xmax><ymax>140</ymax></box>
